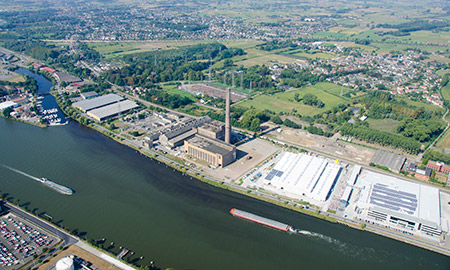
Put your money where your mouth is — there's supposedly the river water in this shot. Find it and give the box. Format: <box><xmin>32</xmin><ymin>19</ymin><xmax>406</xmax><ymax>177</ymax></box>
<box><xmin>0</xmin><ymin>73</ymin><xmax>449</xmax><ymax>270</ymax></box>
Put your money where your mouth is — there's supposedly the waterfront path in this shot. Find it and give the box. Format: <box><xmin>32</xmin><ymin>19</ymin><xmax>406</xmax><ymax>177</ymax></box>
<box><xmin>4</xmin><ymin>202</ymin><xmax>77</xmax><ymax>246</ymax></box>
<box><xmin>75</xmin><ymin>241</ymin><xmax>136</xmax><ymax>270</ymax></box>
<box><xmin>4</xmin><ymin>202</ymin><xmax>137</xmax><ymax>270</ymax></box>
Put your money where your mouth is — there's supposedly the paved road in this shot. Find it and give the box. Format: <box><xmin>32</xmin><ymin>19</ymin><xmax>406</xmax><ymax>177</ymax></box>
<box><xmin>4</xmin><ymin>202</ymin><xmax>78</xmax><ymax>246</ymax></box>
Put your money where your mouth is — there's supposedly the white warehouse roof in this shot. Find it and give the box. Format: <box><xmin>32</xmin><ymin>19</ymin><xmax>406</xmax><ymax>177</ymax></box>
<box><xmin>264</xmin><ymin>152</ymin><xmax>341</xmax><ymax>202</ymax></box>
<box><xmin>355</xmin><ymin>171</ymin><xmax>441</xmax><ymax>228</ymax></box>
<box><xmin>87</xmin><ymin>99</ymin><xmax>139</xmax><ymax>121</ymax></box>
<box><xmin>73</xmin><ymin>93</ymin><xmax>123</xmax><ymax>112</ymax></box>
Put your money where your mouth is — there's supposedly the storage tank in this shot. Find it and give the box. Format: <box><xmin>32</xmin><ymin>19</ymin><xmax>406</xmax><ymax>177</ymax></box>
<box><xmin>55</xmin><ymin>256</ymin><xmax>75</xmax><ymax>270</ymax></box>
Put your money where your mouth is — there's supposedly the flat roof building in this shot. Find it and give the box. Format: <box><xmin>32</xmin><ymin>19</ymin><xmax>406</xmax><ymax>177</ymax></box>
<box><xmin>354</xmin><ymin>170</ymin><xmax>445</xmax><ymax>241</ymax></box>
<box><xmin>263</xmin><ymin>152</ymin><xmax>341</xmax><ymax>202</ymax></box>
<box><xmin>87</xmin><ymin>99</ymin><xmax>139</xmax><ymax>122</ymax></box>
<box><xmin>197</xmin><ymin>120</ymin><xmax>225</xmax><ymax>140</ymax></box>
<box><xmin>184</xmin><ymin>134</ymin><xmax>236</xmax><ymax>167</ymax></box>
<box><xmin>80</xmin><ymin>91</ymin><xmax>99</xmax><ymax>100</ymax></box>
<box><xmin>370</xmin><ymin>150</ymin><xmax>406</xmax><ymax>173</ymax></box>
<box><xmin>72</xmin><ymin>94</ymin><xmax>123</xmax><ymax>112</ymax></box>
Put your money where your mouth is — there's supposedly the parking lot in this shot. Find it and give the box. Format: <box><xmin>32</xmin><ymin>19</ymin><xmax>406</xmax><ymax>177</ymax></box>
<box><xmin>0</xmin><ymin>213</ymin><xmax>59</xmax><ymax>270</ymax></box>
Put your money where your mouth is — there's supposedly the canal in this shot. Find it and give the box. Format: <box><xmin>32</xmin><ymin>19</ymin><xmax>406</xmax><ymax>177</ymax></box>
<box><xmin>0</xmin><ymin>72</ymin><xmax>449</xmax><ymax>270</ymax></box>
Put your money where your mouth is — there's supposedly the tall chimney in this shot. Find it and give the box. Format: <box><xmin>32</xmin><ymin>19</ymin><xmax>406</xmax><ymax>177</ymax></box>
<box><xmin>225</xmin><ymin>87</ymin><xmax>231</xmax><ymax>144</ymax></box>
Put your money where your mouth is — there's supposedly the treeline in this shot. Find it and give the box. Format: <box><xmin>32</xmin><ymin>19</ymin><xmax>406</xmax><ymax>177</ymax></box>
<box><xmin>396</xmin><ymin>118</ymin><xmax>443</xmax><ymax>143</ymax></box>
<box><xmin>257</xmin><ymin>40</ymin><xmax>298</xmax><ymax>51</ymax></box>
<box><xmin>377</xmin><ymin>20</ymin><xmax>449</xmax><ymax>33</ymax></box>
<box><xmin>279</xmin><ymin>69</ymin><xmax>324</xmax><ymax>88</ymax></box>
<box><xmin>423</xmin><ymin>149</ymin><xmax>450</xmax><ymax>164</ymax></box>
<box><xmin>340</xmin><ymin>124</ymin><xmax>421</xmax><ymax>154</ymax></box>
<box><xmin>103</xmin><ymin>43</ymin><xmax>244</xmax><ymax>87</ymax></box>
<box><xmin>141</xmin><ymin>88</ymin><xmax>193</xmax><ymax>109</ymax></box>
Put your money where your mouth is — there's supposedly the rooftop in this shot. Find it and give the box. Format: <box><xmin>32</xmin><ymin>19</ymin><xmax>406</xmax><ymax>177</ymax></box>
<box><xmin>87</xmin><ymin>99</ymin><xmax>139</xmax><ymax>120</ymax></box>
<box><xmin>73</xmin><ymin>94</ymin><xmax>123</xmax><ymax>111</ymax></box>
<box><xmin>356</xmin><ymin>171</ymin><xmax>440</xmax><ymax>228</ymax></box>
<box><xmin>186</xmin><ymin>134</ymin><xmax>234</xmax><ymax>155</ymax></box>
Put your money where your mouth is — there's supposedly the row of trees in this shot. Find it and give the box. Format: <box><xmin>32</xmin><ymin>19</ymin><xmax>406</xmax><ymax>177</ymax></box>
<box><xmin>340</xmin><ymin>123</ymin><xmax>421</xmax><ymax>154</ymax></box>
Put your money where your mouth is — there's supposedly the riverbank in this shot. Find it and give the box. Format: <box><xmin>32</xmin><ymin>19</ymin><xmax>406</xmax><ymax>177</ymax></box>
<box><xmin>2</xmin><ymin>200</ymin><xmax>139</xmax><ymax>270</ymax></box>
<box><xmin>0</xmin><ymin>113</ymin><xmax>47</xmax><ymax>128</ymax></box>
<box><xmin>50</xmin><ymin>90</ymin><xmax>450</xmax><ymax>258</ymax></box>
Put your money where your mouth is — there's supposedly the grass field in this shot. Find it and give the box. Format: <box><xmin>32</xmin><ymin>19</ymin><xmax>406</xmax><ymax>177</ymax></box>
<box><xmin>5</xmin><ymin>74</ymin><xmax>25</xmax><ymax>83</ymax></box>
<box><xmin>367</xmin><ymin>118</ymin><xmax>400</xmax><ymax>133</ymax></box>
<box><xmin>440</xmin><ymin>84</ymin><xmax>450</xmax><ymax>103</ymax></box>
<box><xmin>237</xmin><ymin>83</ymin><xmax>349</xmax><ymax>116</ymax></box>
<box><xmin>161</xmin><ymin>85</ymin><xmax>197</xmax><ymax>99</ymax></box>
<box><xmin>398</xmin><ymin>97</ymin><xmax>445</xmax><ymax>113</ymax></box>
<box><xmin>232</xmin><ymin>48</ymin><xmax>300</xmax><ymax>67</ymax></box>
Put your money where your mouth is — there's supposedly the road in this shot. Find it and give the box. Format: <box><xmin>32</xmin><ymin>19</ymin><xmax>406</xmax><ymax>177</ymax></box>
<box><xmin>4</xmin><ymin>202</ymin><xmax>77</xmax><ymax>246</ymax></box>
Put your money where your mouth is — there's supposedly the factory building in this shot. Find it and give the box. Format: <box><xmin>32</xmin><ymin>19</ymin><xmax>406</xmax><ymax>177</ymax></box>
<box><xmin>197</xmin><ymin>120</ymin><xmax>225</xmax><ymax>140</ymax></box>
<box><xmin>72</xmin><ymin>94</ymin><xmax>123</xmax><ymax>112</ymax></box>
<box><xmin>158</xmin><ymin>116</ymin><xmax>210</xmax><ymax>148</ymax></box>
<box><xmin>354</xmin><ymin>170</ymin><xmax>447</xmax><ymax>241</ymax></box>
<box><xmin>184</xmin><ymin>134</ymin><xmax>236</xmax><ymax>167</ymax></box>
<box><xmin>87</xmin><ymin>99</ymin><xmax>139</xmax><ymax>122</ymax></box>
<box><xmin>263</xmin><ymin>152</ymin><xmax>341</xmax><ymax>202</ymax></box>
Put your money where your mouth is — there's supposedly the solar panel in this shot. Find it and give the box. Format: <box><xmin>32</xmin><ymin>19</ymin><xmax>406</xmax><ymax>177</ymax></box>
<box><xmin>369</xmin><ymin>183</ymin><xmax>418</xmax><ymax>213</ymax></box>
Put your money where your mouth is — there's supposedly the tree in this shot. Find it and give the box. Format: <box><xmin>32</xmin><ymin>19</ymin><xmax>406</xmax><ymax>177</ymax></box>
<box><xmin>2</xmin><ymin>107</ymin><xmax>13</xmax><ymax>118</ymax></box>
<box><xmin>250</xmin><ymin>118</ymin><xmax>260</xmax><ymax>132</ymax></box>
<box><xmin>270</xmin><ymin>115</ymin><xmax>283</xmax><ymax>125</ymax></box>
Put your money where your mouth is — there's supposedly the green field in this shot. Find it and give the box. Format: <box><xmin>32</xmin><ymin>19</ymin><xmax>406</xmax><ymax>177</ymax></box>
<box><xmin>398</xmin><ymin>97</ymin><xmax>445</xmax><ymax>113</ymax></box>
<box><xmin>440</xmin><ymin>84</ymin><xmax>450</xmax><ymax>103</ymax></box>
<box><xmin>237</xmin><ymin>83</ymin><xmax>349</xmax><ymax>116</ymax></box>
<box><xmin>232</xmin><ymin>48</ymin><xmax>300</xmax><ymax>67</ymax></box>
<box><xmin>367</xmin><ymin>118</ymin><xmax>400</xmax><ymax>133</ymax></box>
<box><xmin>161</xmin><ymin>85</ymin><xmax>197</xmax><ymax>99</ymax></box>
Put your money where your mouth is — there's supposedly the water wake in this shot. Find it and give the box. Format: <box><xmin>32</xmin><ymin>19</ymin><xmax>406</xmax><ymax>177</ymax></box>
<box><xmin>0</xmin><ymin>164</ymin><xmax>41</xmax><ymax>181</ymax></box>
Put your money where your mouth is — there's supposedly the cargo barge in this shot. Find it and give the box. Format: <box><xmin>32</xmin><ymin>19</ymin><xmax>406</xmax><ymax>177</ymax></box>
<box><xmin>38</xmin><ymin>178</ymin><xmax>73</xmax><ymax>195</ymax></box>
<box><xmin>230</xmin><ymin>208</ymin><xmax>297</xmax><ymax>233</ymax></box>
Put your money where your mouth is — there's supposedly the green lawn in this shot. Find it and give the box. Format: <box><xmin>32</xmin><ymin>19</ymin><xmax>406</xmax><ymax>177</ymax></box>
<box><xmin>238</xmin><ymin>83</ymin><xmax>349</xmax><ymax>116</ymax></box>
<box><xmin>367</xmin><ymin>118</ymin><xmax>400</xmax><ymax>133</ymax></box>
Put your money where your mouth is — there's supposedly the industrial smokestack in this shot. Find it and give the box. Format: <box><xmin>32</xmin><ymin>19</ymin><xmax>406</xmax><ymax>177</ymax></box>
<box><xmin>225</xmin><ymin>87</ymin><xmax>231</xmax><ymax>144</ymax></box>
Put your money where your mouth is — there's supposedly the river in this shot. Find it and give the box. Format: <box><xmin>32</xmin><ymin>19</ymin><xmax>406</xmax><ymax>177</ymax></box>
<box><xmin>0</xmin><ymin>72</ymin><xmax>449</xmax><ymax>270</ymax></box>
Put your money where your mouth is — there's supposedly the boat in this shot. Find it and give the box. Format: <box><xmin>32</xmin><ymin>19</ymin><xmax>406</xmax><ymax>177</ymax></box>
<box><xmin>230</xmin><ymin>208</ymin><xmax>297</xmax><ymax>233</ymax></box>
<box><xmin>39</xmin><ymin>178</ymin><xmax>73</xmax><ymax>195</ymax></box>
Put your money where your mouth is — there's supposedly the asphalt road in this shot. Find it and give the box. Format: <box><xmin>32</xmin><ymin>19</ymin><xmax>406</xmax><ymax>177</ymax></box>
<box><xmin>3</xmin><ymin>202</ymin><xmax>78</xmax><ymax>246</ymax></box>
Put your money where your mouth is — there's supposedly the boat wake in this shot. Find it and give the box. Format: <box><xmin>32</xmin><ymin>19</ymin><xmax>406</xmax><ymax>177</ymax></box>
<box><xmin>1</xmin><ymin>164</ymin><xmax>73</xmax><ymax>195</ymax></box>
<box><xmin>1</xmin><ymin>164</ymin><xmax>41</xmax><ymax>181</ymax></box>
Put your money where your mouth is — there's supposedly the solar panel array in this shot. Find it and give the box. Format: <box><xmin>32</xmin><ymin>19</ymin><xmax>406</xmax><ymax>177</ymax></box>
<box><xmin>265</xmin><ymin>169</ymin><xmax>284</xmax><ymax>181</ymax></box>
<box><xmin>369</xmin><ymin>183</ymin><xmax>417</xmax><ymax>215</ymax></box>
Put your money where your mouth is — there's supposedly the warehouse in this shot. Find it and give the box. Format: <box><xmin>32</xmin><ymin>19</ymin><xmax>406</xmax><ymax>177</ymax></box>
<box><xmin>263</xmin><ymin>152</ymin><xmax>341</xmax><ymax>202</ymax></box>
<box><xmin>354</xmin><ymin>170</ymin><xmax>446</xmax><ymax>241</ymax></box>
<box><xmin>87</xmin><ymin>100</ymin><xmax>139</xmax><ymax>122</ymax></box>
<box><xmin>72</xmin><ymin>94</ymin><xmax>123</xmax><ymax>112</ymax></box>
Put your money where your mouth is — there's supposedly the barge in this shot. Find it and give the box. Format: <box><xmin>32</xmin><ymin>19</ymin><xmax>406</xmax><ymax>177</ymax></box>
<box><xmin>230</xmin><ymin>208</ymin><xmax>297</xmax><ymax>233</ymax></box>
<box><xmin>38</xmin><ymin>178</ymin><xmax>73</xmax><ymax>195</ymax></box>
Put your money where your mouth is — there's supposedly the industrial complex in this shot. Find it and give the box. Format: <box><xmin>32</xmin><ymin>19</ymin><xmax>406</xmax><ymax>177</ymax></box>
<box><xmin>262</xmin><ymin>152</ymin><xmax>341</xmax><ymax>202</ymax></box>
<box><xmin>348</xmin><ymin>170</ymin><xmax>447</xmax><ymax>241</ymax></box>
<box><xmin>72</xmin><ymin>94</ymin><xmax>139</xmax><ymax>122</ymax></box>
